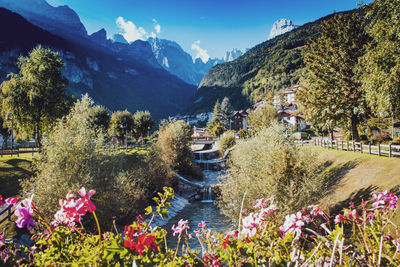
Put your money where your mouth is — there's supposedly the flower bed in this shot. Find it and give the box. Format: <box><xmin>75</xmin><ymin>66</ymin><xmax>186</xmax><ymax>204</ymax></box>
<box><xmin>1</xmin><ymin>187</ymin><xmax>400</xmax><ymax>266</ymax></box>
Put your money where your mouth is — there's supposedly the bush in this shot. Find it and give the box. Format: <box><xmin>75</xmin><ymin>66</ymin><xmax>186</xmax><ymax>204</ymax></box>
<box><xmin>218</xmin><ymin>122</ymin><xmax>322</xmax><ymax>222</ymax></box>
<box><xmin>21</xmin><ymin>96</ymin><xmax>172</xmax><ymax>228</ymax></box>
<box><xmin>370</xmin><ymin>132</ymin><xmax>392</xmax><ymax>144</ymax></box>
<box><xmin>247</xmin><ymin>105</ymin><xmax>278</xmax><ymax>133</ymax></box>
<box><xmin>219</xmin><ymin>131</ymin><xmax>236</xmax><ymax>153</ymax></box>
<box><xmin>156</xmin><ymin>119</ymin><xmax>202</xmax><ymax>179</ymax></box>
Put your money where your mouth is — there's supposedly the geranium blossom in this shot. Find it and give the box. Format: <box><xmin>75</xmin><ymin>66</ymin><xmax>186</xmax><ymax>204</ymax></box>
<box><xmin>124</xmin><ymin>225</ymin><xmax>158</xmax><ymax>255</ymax></box>
<box><xmin>334</xmin><ymin>214</ymin><xmax>346</xmax><ymax>224</ymax></box>
<box><xmin>171</xmin><ymin>219</ymin><xmax>190</xmax><ymax>236</ymax></box>
<box><xmin>14</xmin><ymin>196</ymin><xmax>35</xmax><ymax>229</ymax></box>
<box><xmin>242</xmin><ymin>212</ymin><xmax>260</xmax><ymax>237</ymax></box>
<box><xmin>280</xmin><ymin>212</ymin><xmax>304</xmax><ymax>237</ymax></box>
<box><xmin>5</xmin><ymin>197</ymin><xmax>19</xmax><ymax>206</ymax></box>
<box><xmin>77</xmin><ymin>187</ymin><xmax>96</xmax><ymax>213</ymax></box>
<box><xmin>372</xmin><ymin>190</ymin><xmax>399</xmax><ymax>210</ymax></box>
<box><xmin>198</xmin><ymin>220</ymin><xmax>206</xmax><ymax>228</ymax></box>
<box><xmin>253</xmin><ymin>198</ymin><xmax>267</xmax><ymax>209</ymax></box>
<box><xmin>308</xmin><ymin>205</ymin><xmax>324</xmax><ymax>216</ymax></box>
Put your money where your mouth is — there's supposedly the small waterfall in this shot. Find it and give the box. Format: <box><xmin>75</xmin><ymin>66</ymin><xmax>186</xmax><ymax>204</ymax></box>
<box><xmin>199</xmin><ymin>153</ymin><xmax>203</xmax><ymax>161</ymax></box>
<box><xmin>202</xmin><ymin>186</ymin><xmax>214</xmax><ymax>203</ymax></box>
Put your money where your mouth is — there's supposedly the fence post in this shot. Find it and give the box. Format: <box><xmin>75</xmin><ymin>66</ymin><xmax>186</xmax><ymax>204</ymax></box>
<box><xmin>352</xmin><ymin>141</ymin><xmax>355</xmax><ymax>152</ymax></box>
<box><xmin>378</xmin><ymin>143</ymin><xmax>381</xmax><ymax>156</ymax></box>
<box><xmin>360</xmin><ymin>143</ymin><xmax>363</xmax><ymax>154</ymax></box>
<box><xmin>341</xmin><ymin>140</ymin><xmax>344</xmax><ymax>151</ymax></box>
<box><xmin>347</xmin><ymin>141</ymin><xmax>349</xmax><ymax>151</ymax></box>
<box><xmin>389</xmin><ymin>144</ymin><xmax>392</xmax><ymax>158</ymax></box>
<box><xmin>336</xmin><ymin>140</ymin><xmax>338</xmax><ymax>150</ymax></box>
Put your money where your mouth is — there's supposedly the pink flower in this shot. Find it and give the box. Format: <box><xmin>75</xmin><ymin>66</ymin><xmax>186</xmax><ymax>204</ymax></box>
<box><xmin>5</xmin><ymin>197</ymin><xmax>19</xmax><ymax>206</ymax></box>
<box><xmin>0</xmin><ymin>195</ymin><xmax>4</xmax><ymax>206</ymax></box>
<box><xmin>14</xmin><ymin>196</ymin><xmax>35</xmax><ymax>229</ymax></box>
<box><xmin>334</xmin><ymin>214</ymin><xmax>346</xmax><ymax>224</ymax></box>
<box><xmin>172</xmin><ymin>219</ymin><xmax>190</xmax><ymax>236</ymax></box>
<box><xmin>253</xmin><ymin>198</ymin><xmax>267</xmax><ymax>209</ymax></box>
<box><xmin>280</xmin><ymin>211</ymin><xmax>304</xmax><ymax>238</ymax></box>
<box><xmin>242</xmin><ymin>212</ymin><xmax>259</xmax><ymax>237</ymax></box>
<box><xmin>198</xmin><ymin>220</ymin><xmax>206</xmax><ymax>228</ymax></box>
<box><xmin>348</xmin><ymin>209</ymin><xmax>359</xmax><ymax>221</ymax></box>
<box><xmin>259</xmin><ymin>204</ymin><xmax>278</xmax><ymax>218</ymax></box>
<box><xmin>367</xmin><ymin>212</ymin><xmax>375</xmax><ymax>225</ymax></box>
<box><xmin>372</xmin><ymin>190</ymin><xmax>398</xmax><ymax>210</ymax></box>
<box><xmin>308</xmin><ymin>205</ymin><xmax>324</xmax><ymax>216</ymax></box>
<box><xmin>0</xmin><ymin>234</ymin><xmax>4</xmax><ymax>245</ymax></box>
<box><xmin>77</xmin><ymin>187</ymin><xmax>96</xmax><ymax>213</ymax></box>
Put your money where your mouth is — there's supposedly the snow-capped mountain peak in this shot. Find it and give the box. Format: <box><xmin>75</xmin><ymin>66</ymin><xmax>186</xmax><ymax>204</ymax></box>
<box><xmin>268</xmin><ymin>19</ymin><xmax>298</xmax><ymax>40</ymax></box>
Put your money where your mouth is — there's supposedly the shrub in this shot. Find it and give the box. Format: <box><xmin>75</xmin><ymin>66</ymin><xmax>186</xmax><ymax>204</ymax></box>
<box><xmin>370</xmin><ymin>132</ymin><xmax>392</xmax><ymax>144</ymax></box>
<box><xmin>218</xmin><ymin>122</ymin><xmax>322</xmax><ymax>222</ymax></box>
<box><xmin>219</xmin><ymin>131</ymin><xmax>236</xmax><ymax>153</ymax></box>
<box><xmin>156</xmin><ymin>119</ymin><xmax>202</xmax><ymax>179</ymax></box>
<box><xmin>21</xmin><ymin>96</ymin><xmax>172</xmax><ymax>228</ymax></box>
<box><xmin>247</xmin><ymin>105</ymin><xmax>278</xmax><ymax>133</ymax></box>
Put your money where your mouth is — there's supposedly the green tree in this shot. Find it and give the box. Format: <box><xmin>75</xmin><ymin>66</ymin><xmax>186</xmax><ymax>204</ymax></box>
<box><xmin>0</xmin><ymin>46</ymin><xmax>69</xmax><ymax>147</ymax></box>
<box><xmin>210</xmin><ymin>123</ymin><xmax>225</xmax><ymax>137</ymax></box>
<box><xmin>132</xmin><ymin>110</ymin><xmax>154</xmax><ymax>144</ymax></box>
<box><xmin>247</xmin><ymin>105</ymin><xmax>278</xmax><ymax>133</ymax></box>
<box><xmin>90</xmin><ymin>105</ymin><xmax>110</xmax><ymax>136</ymax></box>
<box><xmin>156</xmin><ymin>119</ymin><xmax>201</xmax><ymax>178</ymax></box>
<box><xmin>220</xmin><ymin>97</ymin><xmax>232</xmax><ymax>129</ymax></box>
<box><xmin>0</xmin><ymin>115</ymin><xmax>10</xmax><ymax>148</ymax></box>
<box><xmin>361</xmin><ymin>0</ymin><xmax>400</xmax><ymax>118</ymax></box>
<box><xmin>109</xmin><ymin>110</ymin><xmax>134</xmax><ymax>141</ymax></box>
<box><xmin>298</xmin><ymin>13</ymin><xmax>370</xmax><ymax>141</ymax></box>
<box><xmin>207</xmin><ymin>99</ymin><xmax>222</xmax><ymax>132</ymax></box>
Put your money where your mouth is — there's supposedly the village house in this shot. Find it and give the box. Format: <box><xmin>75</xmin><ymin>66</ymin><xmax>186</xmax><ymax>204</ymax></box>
<box><xmin>230</xmin><ymin>110</ymin><xmax>248</xmax><ymax>131</ymax></box>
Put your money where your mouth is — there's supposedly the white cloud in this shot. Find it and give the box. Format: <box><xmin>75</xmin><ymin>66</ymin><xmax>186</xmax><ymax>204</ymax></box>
<box><xmin>153</xmin><ymin>18</ymin><xmax>161</xmax><ymax>33</ymax></box>
<box><xmin>116</xmin><ymin>16</ymin><xmax>149</xmax><ymax>43</ymax></box>
<box><xmin>191</xmin><ymin>40</ymin><xmax>210</xmax><ymax>63</ymax></box>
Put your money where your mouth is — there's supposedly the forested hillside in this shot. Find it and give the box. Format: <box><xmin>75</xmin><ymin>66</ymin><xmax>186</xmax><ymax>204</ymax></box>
<box><xmin>185</xmin><ymin>10</ymin><xmax>353</xmax><ymax>114</ymax></box>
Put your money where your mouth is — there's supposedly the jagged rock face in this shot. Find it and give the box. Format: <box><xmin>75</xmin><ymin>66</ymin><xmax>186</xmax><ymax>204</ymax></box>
<box><xmin>148</xmin><ymin>37</ymin><xmax>240</xmax><ymax>85</ymax></box>
<box><xmin>111</xmin><ymin>34</ymin><xmax>128</xmax><ymax>44</ymax></box>
<box><xmin>223</xmin><ymin>48</ymin><xmax>243</xmax><ymax>62</ymax></box>
<box><xmin>0</xmin><ymin>0</ymin><xmax>87</xmax><ymax>37</ymax></box>
<box><xmin>148</xmin><ymin>37</ymin><xmax>203</xmax><ymax>85</ymax></box>
<box><xmin>89</xmin><ymin>29</ymin><xmax>108</xmax><ymax>46</ymax></box>
<box><xmin>268</xmin><ymin>19</ymin><xmax>298</xmax><ymax>40</ymax></box>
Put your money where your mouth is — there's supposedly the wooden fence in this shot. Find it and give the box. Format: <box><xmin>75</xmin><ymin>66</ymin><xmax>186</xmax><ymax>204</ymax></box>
<box><xmin>296</xmin><ymin>139</ymin><xmax>400</xmax><ymax>158</ymax></box>
<box><xmin>0</xmin><ymin>205</ymin><xmax>14</xmax><ymax>224</ymax></box>
<box><xmin>0</xmin><ymin>147</ymin><xmax>39</xmax><ymax>157</ymax></box>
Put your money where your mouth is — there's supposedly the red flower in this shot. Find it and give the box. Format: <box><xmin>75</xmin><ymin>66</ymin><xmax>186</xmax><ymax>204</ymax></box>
<box><xmin>221</xmin><ymin>235</ymin><xmax>230</xmax><ymax>249</ymax></box>
<box><xmin>123</xmin><ymin>225</ymin><xmax>158</xmax><ymax>255</ymax></box>
<box><xmin>0</xmin><ymin>195</ymin><xmax>4</xmax><ymax>206</ymax></box>
<box><xmin>77</xmin><ymin>187</ymin><xmax>96</xmax><ymax>213</ymax></box>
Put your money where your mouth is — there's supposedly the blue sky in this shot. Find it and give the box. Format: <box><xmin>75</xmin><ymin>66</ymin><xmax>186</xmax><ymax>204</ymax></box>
<box><xmin>47</xmin><ymin>0</ymin><xmax>365</xmax><ymax>61</ymax></box>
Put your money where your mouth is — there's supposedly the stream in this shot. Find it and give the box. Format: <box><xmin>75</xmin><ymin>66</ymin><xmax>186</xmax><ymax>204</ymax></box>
<box><xmin>164</xmin><ymin>148</ymin><xmax>233</xmax><ymax>251</ymax></box>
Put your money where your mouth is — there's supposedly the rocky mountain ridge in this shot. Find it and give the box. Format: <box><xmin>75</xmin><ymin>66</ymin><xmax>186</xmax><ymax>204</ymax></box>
<box><xmin>268</xmin><ymin>19</ymin><xmax>298</xmax><ymax>40</ymax></box>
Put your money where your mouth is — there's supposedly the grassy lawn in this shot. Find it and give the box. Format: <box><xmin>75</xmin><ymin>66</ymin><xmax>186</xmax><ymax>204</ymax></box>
<box><xmin>309</xmin><ymin>147</ymin><xmax>400</xmax><ymax>226</ymax></box>
<box><xmin>0</xmin><ymin>154</ymin><xmax>34</xmax><ymax>239</ymax></box>
<box><xmin>0</xmin><ymin>154</ymin><xmax>34</xmax><ymax>198</ymax></box>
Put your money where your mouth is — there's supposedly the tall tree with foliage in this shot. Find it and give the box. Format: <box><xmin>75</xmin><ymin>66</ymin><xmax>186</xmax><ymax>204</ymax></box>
<box><xmin>297</xmin><ymin>13</ymin><xmax>370</xmax><ymax>141</ymax></box>
<box><xmin>109</xmin><ymin>110</ymin><xmax>134</xmax><ymax>141</ymax></box>
<box><xmin>90</xmin><ymin>105</ymin><xmax>110</xmax><ymax>136</ymax></box>
<box><xmin>207</xmin><ymin>99</ymin><xmax>222</xmax><ymax>133</ymax></box>
<box><xmin>220</xmin><ymin>97</ymin><xmax>232</xmax><ymax>129</ymax></box>
<box><xmin>361</xmin><ymin>0</ymin><xmax>400</xmax><ymax>118</ymax></box>
<box><xmin>0</xmin><ymin>45</ymin><xmax>69</xmax><ymax>147</ymax></box>
<box><xmin>0</xmin><ymin>115</ymin><xmax>10</xmax><ymax>148</ymax></box>
<box><xmin>132</xmin><ymin>110</ymin><xmax>154</xmax><ymax>143</ymax></box>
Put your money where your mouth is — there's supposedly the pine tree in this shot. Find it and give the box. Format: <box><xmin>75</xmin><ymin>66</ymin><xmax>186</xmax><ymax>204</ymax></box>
<box><xmin>220</xmin><ymin>97</ymin><xmax>232</xmax><ymax>129</ymax></box>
